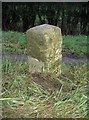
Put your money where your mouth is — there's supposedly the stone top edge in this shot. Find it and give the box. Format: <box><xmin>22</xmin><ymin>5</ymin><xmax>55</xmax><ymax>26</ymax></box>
<box><xmin>26</xmin><ymin>24</ymin><xmax>61</xmax><ymax>33</ymax></box>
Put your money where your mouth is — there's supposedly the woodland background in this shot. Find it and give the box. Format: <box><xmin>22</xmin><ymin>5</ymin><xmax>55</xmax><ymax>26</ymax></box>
<box><xmin>2</xmin><ymin>2</ymin><xmax>89</xmax><ymax>35</ymax></box>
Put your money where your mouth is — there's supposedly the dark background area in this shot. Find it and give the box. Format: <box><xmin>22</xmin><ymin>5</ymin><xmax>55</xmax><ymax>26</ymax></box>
<box><xmin>2</xmin><ymin>2</ymin><xmax>89</xmax><ymax>35</ymax></box>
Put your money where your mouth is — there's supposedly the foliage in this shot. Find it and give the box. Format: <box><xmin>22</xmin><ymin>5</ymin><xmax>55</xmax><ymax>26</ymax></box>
<box><xmin>1</xmin><ymin>31</ymin><xmax>88</xmax><ymax>118</ymax></box>
<box><xmin>2</xmin><ymin>31</ymin><xmax>88</xmax><ymax>58</ymax></box>
<box><xmin>62</xmin><ymin>35</ymin><xmax>88</xmax><ymax>58</ymax></box>
<box><xmin>2</xmin><ymin>3</ymin><xmax>89</xmax><ymax>35</ymax></box>
<box><xmin>2</xmin><ymin>31</ymin><xmax>27</xmax><ymax>54</ymax></box>
<box><xmin>2</xmin><ymin>57</ymin><xmax>88</xmax><ymax>118</ymax></box>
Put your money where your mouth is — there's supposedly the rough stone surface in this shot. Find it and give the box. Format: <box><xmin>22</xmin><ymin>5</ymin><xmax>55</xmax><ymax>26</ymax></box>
<box><xmin>26</xmin><ymin>24</ymin><xmax>62</xmax><ymax>76</ymax></box>
<box><xmin>28</xmin><ymin>56</ymin><xmax>44</xmax><ymax>73</ymax></box>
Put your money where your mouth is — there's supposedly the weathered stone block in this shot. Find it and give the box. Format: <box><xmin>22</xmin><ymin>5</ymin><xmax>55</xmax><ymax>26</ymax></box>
<box><xmin>28</xmin><ymin>56</ymin><xmax>44</xmax><ymax>73</ymax></box>
<box><xmin>26</xmin><ymin>24</ymin><xmax>62</xmax><ymax>76</ymax></box>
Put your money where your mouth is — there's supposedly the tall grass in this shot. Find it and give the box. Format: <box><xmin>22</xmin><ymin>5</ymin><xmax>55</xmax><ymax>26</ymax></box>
<box><xmin>2</xmin><ymin>57</ymin><xmax>88</xmax><ymax>118</ymax></box>
<box><xmin>2</xmin><ymin>31</ymin><xmax>88</xmax><ymax>118</ymax></box>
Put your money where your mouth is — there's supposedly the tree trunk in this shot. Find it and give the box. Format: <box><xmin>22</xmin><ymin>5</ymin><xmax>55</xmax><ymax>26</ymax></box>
<box><xmin>61</xmin><ymin>8</ymin><xmax>65</xmax><ymax>34</ymax></box>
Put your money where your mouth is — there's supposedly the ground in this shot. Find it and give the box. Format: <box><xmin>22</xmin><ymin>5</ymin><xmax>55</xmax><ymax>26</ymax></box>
<box><xmin>1</xmin><ymin>31</ymin><xmax>89</xmax><ymax>118</ymax></box>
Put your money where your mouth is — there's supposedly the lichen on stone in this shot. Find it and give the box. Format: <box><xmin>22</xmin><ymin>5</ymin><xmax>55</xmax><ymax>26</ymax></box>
<box><xmin>26</xmin><ymin>24</ymin><xmax>62</xmax><ymax>76</ymax></box>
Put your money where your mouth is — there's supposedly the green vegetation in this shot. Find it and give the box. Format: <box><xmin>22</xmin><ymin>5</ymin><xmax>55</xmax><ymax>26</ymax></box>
<box><xmin>1</xmin><ymin>31</ymin><xmax>88</xmax><ymax>118</ymax></box>
<box><xmin>62</xmin><ymin>35</ymin><xmax>88</xmax><ymax>58</ymax></box>
<box><xmin>2</xmin><ymin>31</ymin><xmax>88</xmax><ymax>58</ymax></box>
<box><xmin>2</xmin><ymin>3</ymin><xmax>88</xmax><ymax>35</ymax></box>
<box><xmin>2</xmin><ymin>58</ymin><xmax>88</xmax><ymax>118</ymax></box>
<box><xmin>2</xmin><ymin>31</ymin><xmax>27</xmax><ymax>55</ymax></box>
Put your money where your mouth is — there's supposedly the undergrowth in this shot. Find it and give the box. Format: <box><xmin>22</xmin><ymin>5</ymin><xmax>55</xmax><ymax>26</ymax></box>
<box><xmin>62</xmin><ymin>35</ymin><xmax>88</xmax><ymax>58</ymax></box>
<box><xmin>2</xmin><ymin>57</ymin><xmax>88</xmax><ymax>118</ymax></box>
<box><xmin>2</xmin><ymin>31</ymin><xmax>88</xmax><ymax>58</ymax></box>
<box><xmin>1</xmin><ymin>31</ymin><xmax>88</xmax><ymax>118</ymax></box>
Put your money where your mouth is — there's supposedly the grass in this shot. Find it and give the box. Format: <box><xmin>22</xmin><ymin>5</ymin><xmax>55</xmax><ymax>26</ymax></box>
<box><xmin>2</xmin><ymin>31</ymin><xmax>88</xmax><ymax>58</ymax></box>
<box><xmin>2</xmin><ymin>31</ymin><xmax>27</xmax><ymax>55</ymax></box>
<box><xmin>2</xmin><ymin>57</ymin><xmax>88</xmax><ymax>118</ymax></box>
<box><xmin>62</xmin><ymin>35</ymin><xmax>88</xmax><ymax>58</ymax></box>
<box><xmin>1</xmin><ymin>31</ymin><xmax>89</xmax><ymax>118</ymax></box>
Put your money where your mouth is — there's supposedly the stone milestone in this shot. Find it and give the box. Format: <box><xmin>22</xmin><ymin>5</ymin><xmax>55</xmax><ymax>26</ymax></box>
<box><xmin>26</xmin><ymin>24</ymin><xmax>62</xmax><ymax>76</ymax></box>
